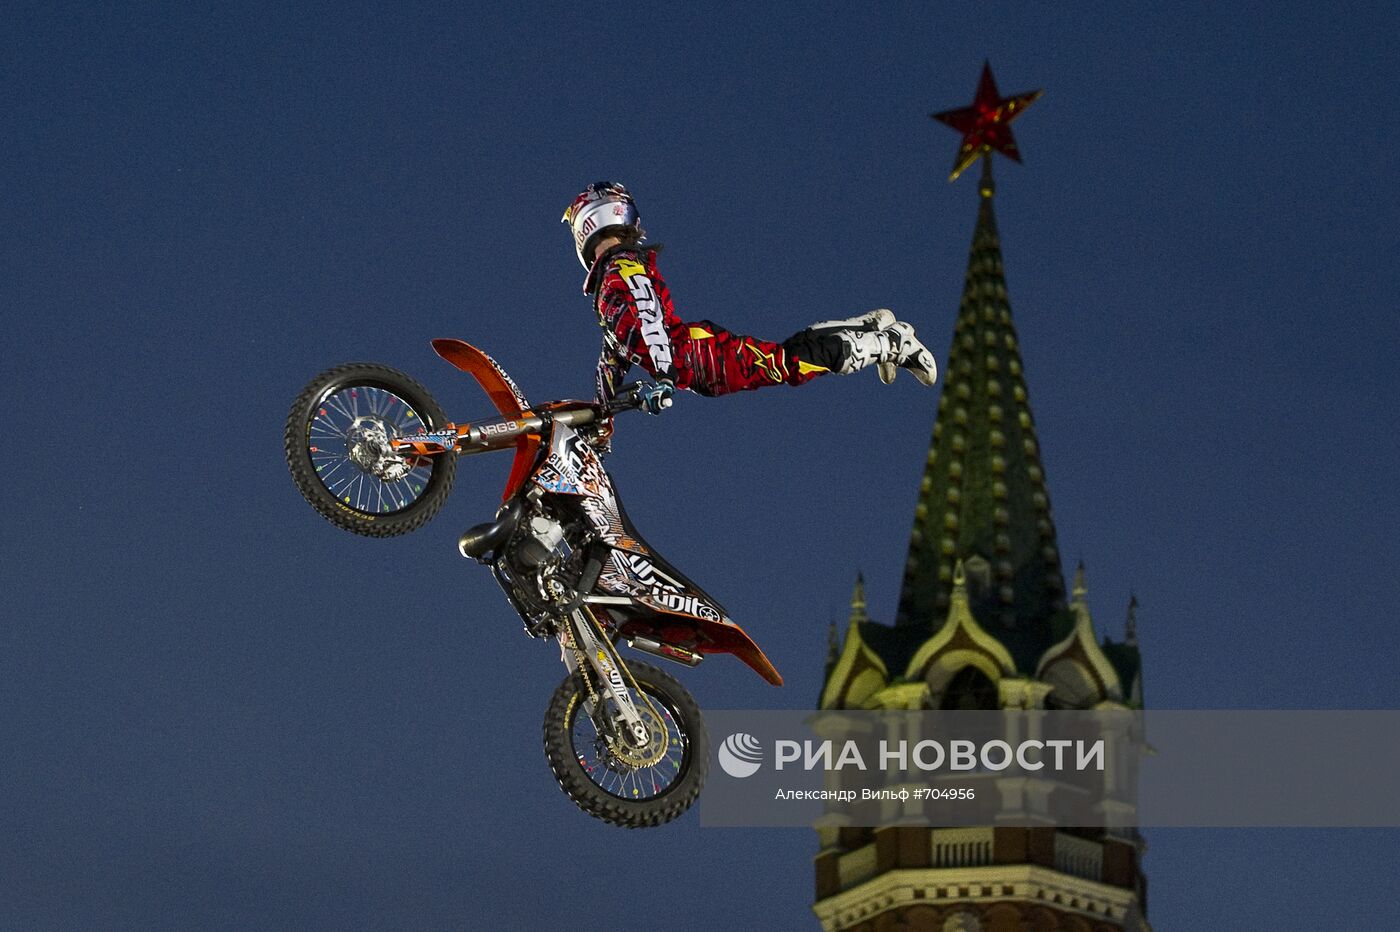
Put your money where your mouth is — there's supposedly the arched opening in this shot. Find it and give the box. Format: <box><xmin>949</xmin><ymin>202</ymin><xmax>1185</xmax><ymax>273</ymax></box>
<box><xmin>938</xmin><ymin>665</ymin><xmax>999</xmax><ymax>710</ymax></box>
<box><xmin>1041</xmin><ymin>659</ymin><xmax>1100</xmax><ymax>710</ymax></box>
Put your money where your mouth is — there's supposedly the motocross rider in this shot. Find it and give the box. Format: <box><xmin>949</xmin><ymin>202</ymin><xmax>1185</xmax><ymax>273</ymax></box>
<box><xmin>562</xmin><ymin>182</ymin><xmax>938</xmax><ymax>421</ymax></box>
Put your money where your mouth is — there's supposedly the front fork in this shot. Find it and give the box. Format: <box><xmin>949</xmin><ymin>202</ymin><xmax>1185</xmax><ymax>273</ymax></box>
<box><xmin>557</xmin><ymin>608</ymin><xmax>651</xmax><ymax>750</ymax></box>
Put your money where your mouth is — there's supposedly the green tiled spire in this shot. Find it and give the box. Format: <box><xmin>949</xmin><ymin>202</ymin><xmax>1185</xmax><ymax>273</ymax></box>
<box><xmin>896</xmin><ymin>158</ymin><xmax>1066</xmax><ymax>645</ymax></box>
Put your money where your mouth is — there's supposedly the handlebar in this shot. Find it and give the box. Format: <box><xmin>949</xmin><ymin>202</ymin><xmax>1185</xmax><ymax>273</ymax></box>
<box><xmin>396</xmin><ymin>382</ymin><xmax>670</xmax><ymax>459</ymax></box>
<box><xmin>596</xmin><ymin>381</ymin><xmax>672</xmax><ymax>416</ymax></box>
<box><xmin>604</xmin><ymin>380</ymin><xmax>673</xmax><ymax>416</ymax></box>
<box><xmin>603</xmin><ymin>382</ymin><xmax>646</xmax><ymax>415</ymax></box>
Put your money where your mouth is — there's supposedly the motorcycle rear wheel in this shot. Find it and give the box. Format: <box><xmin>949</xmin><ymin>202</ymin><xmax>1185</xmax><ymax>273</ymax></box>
<box><xmin>543</xmin><ymin>661</ymin><xmax>709</xmax><ymax>828</ymax></box>
<box><xmin>285</xmin><ymin>363</ymin><xmax>456</xmax><ymax>538</ymax></box>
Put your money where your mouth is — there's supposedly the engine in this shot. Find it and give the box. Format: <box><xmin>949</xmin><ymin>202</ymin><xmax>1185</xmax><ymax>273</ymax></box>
<box><xmin>508</xmin><ymin>513</ymin><xmax>566</xmax><ymax>571</ymax></box>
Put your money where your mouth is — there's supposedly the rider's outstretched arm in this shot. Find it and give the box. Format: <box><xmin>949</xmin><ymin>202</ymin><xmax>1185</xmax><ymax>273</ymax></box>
<box><xmin>595</xmin><ymin>256</ymin><xmax>682</xmax><ymax>386</ymax></box>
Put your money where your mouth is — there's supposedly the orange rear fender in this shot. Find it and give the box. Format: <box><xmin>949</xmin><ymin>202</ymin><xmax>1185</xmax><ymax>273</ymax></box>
<box><xmin>695</xmin><ymin>617</ymin><xmax>784</xmax><ymax>686</ymax></box>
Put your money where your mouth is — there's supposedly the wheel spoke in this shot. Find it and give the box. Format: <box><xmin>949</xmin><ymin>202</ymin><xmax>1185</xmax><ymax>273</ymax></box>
<box><xmin>317</xmin><ymin>458</ymin><xmax>352</xmax><ymax>489</ymax></box>
<box><xmin>325</xmin><ymin>393</ymin><xmax>355</xmax><ymax>422</ymax></box>
<box><xmin>310</xmin><ymin>418</ymin><xmax>347</xmax><ymax>438</ymax></box>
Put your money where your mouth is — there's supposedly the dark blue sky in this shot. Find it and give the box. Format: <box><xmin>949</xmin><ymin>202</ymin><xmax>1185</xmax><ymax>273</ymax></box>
<box><xmin>4</xmin><ymin>2</ymin><xmax>1399</xmax><ymax>929</ymax></box>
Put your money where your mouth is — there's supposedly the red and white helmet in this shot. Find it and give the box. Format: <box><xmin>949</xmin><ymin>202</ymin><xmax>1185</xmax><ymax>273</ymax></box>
<box><xmin>561</xmin><ymin>181</ymin><xmax>641</xmax><ymax>270</ymax></box>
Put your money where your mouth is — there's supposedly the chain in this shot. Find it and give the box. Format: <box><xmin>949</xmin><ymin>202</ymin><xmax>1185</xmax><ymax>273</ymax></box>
<box><xmin>559</xmin><ymin>610</ymin><xmax>599</xmax><ymax>713</ymax></box>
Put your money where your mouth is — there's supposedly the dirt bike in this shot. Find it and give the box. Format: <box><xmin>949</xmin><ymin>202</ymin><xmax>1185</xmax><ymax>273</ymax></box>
<box><xmin>284</xmin><ymin>339</ymin><xmax>782</xmax><ymax>828</ymax></box>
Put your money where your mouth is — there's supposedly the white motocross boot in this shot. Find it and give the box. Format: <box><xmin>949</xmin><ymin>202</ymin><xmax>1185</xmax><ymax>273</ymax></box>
<box><xmin>826</xmin><ymin>327</ymin><xmax>902</xmax><ymax>380</ymax></box>
<box><xmin>882</xmin><ymin>321</ymin><xmax>938</xmax><ymax>386</ymax></box>
<box><xmin>807</xmin><ymin>308</ymin><xmax>896</xmax><ymax>333</ymax></box>
<box><xmin>808</xmin><ymin>310</ymin><xmax>898</xmax><ymax>382</ymax></box>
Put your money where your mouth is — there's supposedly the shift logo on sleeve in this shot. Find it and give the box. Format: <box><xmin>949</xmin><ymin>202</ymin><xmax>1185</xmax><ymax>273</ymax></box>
<box><xmin>615</xmin><ymin>259</ymin><xmax>673</xmax><ymax>373</ymax></box>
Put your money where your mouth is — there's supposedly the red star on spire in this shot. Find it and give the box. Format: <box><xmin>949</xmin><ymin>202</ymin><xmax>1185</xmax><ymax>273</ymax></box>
<box><xmin>932</xmin><ymin>62</ymin><xmax>1043</xmax><ymax>181</ymax></box>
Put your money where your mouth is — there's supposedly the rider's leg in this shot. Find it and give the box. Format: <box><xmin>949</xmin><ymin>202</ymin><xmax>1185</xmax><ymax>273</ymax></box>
<box><xmin>781</xmin><ymin>320</ymin><xmax>938</xmax><ymax>386</ymax></box>
<box><xmin>676</xmin><ymin>322</ymin><xmax>800</xmax><ymax>394</ymax></box>
<box><xmin>675</xmin><ymin>317</ymin><xmax>936</xmax><ymax>395</ymax></box>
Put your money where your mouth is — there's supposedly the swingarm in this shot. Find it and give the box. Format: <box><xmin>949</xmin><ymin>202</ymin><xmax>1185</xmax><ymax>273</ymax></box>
<box><xmin>557</xmin><ymin>608</ymin><xmax>652</xmax><ymax>751</ymax></box>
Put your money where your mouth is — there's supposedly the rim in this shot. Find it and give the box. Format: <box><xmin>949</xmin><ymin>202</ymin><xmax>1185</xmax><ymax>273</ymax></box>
<box><xmin>569</xmin><ymin>686</ymin><xmax>689</xmax><ymax>801</ymax></box>
<box><xmin>305</xmin><ymin>381</ymin><xmax>436</xmax><ymax>515</ymax></box>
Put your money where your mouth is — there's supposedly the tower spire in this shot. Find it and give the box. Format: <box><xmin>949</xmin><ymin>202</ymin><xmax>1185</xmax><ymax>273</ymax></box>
<box><xmin>849</xmin><ymin>572</ymin><xmax>870</xmax><ymax>625</ymax></box>
<box><xmin>898</xmin><ymin>69</ymin><xmax>1064</xmax><ymax>665</ymax></box>
<box><xmin>1125</xmin><ymin>593</ymin><xmax>1139</xmax><ymax>645</ymax></box>
<box><xmin>815</xmin><ymin>68</ymin><xmax>1149</xmax><ymax>930</ymax></box>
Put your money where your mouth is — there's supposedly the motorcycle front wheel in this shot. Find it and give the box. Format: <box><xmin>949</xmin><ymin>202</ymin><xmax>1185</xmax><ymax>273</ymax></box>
<box><xmin>543</xmin><ymin>661</ymin><xmax>710</xmax><ymax>828</ymax></box>
<box><xmin>285</xmin><ymin>363</ymin><xmax>456</xmax><ymax>537</ymax></box>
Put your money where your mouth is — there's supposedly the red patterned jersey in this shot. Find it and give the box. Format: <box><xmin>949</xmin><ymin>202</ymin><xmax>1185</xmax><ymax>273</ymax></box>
<box><xmin>588</xmin><ymin>246</ymin><xmax>829</xmax><ymax>401</ymax></box>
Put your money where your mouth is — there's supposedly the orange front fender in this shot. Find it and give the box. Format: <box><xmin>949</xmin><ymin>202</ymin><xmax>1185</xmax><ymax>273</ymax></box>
<box><xmin>431</xmin><ymin>338</ymin><xmax>540</xmax><ymax>502</ymax></box>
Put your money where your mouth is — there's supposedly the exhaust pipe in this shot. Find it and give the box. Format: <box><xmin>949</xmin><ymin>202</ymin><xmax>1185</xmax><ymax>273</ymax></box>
<box><xmin>626</xmin><ymin>636</ymin><xmax>703</xmax><ymax>668</ymax></box>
